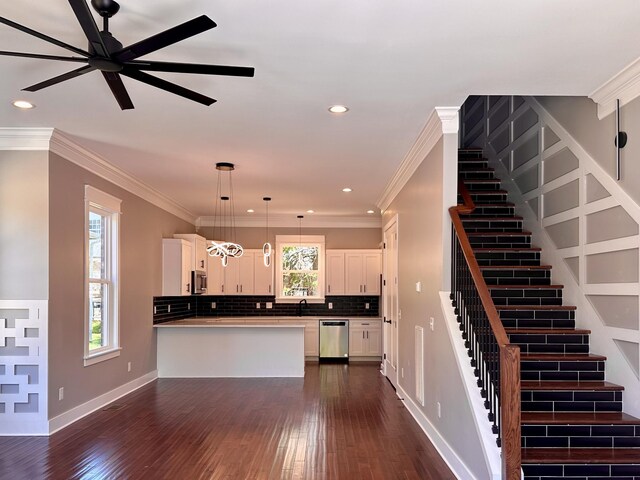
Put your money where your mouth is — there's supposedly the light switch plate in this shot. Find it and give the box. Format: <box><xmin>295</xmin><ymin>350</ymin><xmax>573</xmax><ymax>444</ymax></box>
<box><xmin>430</xmin><ymin>317</ymin><xmax>435</xmax><ymax>331</ymax></box>
<box><xmin>328</xmin><ymin>303</ymin><xmax>333</xmax><ymax>309</ymax></box>
<box><xmin>256</xmin><ymin>303</ymin><xmax>261</xmax><ymax>309</ymax></box>
<box><xmin>365</xmin><ymin>303</ymin><xmax>370</xmax><ymax>309</ymax></box>
<box><xmin>266</xmin><ymin>302</ymin><xmax>273</xmax><ymax>309</ymax></box>
<box><xmin>415</xmin><ymin>281</ymin><xmax>422</xmax><ymax>292</ymax></box>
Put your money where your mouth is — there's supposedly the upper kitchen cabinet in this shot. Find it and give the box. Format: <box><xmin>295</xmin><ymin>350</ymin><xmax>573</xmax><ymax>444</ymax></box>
<box><xmin>162</xmin><ymin>238</ymin><xmax>193</xmax><ymax>296</ymax></box>
<box><xmin>206</xmin><ymin>248</ymin><xmax>273</xmax><ymax>296</ymax></box>
<box><xmin>326</xmin><ymin>251</ymin><xmax>346</xmax><ymax>295</ymax></box>
<box><xmin>326</xmin><ymin>250</ymin><xmax>382</xmax><ymax>296</ymax></box>
<box><xmin>173</xmin><ymin>234</ymin><xmax>208</xmax><ymax>271</ymax></box>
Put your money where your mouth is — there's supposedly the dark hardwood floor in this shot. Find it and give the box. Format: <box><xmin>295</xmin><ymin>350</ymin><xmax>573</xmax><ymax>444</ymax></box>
<box><xmin>0</xmin><ymin>363</ymin><xmax>455</xmax><ymax>480</ymax></box>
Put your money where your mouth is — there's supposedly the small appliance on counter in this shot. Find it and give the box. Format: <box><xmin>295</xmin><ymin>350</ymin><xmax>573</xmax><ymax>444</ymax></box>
<box><xmin>319</xmin><ymin>319</ymin><xmax>349</xmax><ymax>362</ymax></box>
<box><xmin>191</xmin><ymin>270</ymin><xmax>207</xmax><ymax>294</ymax></box>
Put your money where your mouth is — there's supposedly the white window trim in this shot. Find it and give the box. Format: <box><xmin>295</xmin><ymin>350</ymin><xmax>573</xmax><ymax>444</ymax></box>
<box><xmin>275</xmin><ymin>235</ymin><xmax>325</xmax><ymax>303</ymax></box>
<box><xmin>84</xmin><ymin>185</ymin><xmax>122</xmax><ymax>367</ymax></box>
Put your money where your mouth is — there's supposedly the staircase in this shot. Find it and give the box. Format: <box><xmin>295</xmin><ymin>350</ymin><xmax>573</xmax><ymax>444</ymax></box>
<box><xmin>457</xmin><ymin>148</ymin><xmax>640</xmax><ymax>480</ymax></box>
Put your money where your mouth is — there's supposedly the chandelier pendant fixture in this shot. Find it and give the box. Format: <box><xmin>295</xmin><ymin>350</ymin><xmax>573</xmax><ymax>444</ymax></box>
<box><xmin>262</xmin><ymin>197</ymin><xmax>272</xmax><ymax>267</ymax></box>
<box><xmin>207</xmin><ymin>162</ymin><xmax>243</xmax><ymax>266</ymax></box>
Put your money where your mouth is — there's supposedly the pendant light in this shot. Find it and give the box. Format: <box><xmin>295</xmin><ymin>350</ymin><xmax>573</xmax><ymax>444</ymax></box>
<box><xmin>207</xmin><ymin>162</ymin><xmax>243</xmax><ymax>266</ymax></box>
<box><xmin>262</xmin><ymin>197</ymin><xmax>272</xmax><ymax>267</ymax></box>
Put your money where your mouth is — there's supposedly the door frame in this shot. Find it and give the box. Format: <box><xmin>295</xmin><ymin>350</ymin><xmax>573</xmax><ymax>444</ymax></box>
<box><xmin>382</xmin><ymin>214</ymin><xmax>399</xmax><ymax>388</ymax></box>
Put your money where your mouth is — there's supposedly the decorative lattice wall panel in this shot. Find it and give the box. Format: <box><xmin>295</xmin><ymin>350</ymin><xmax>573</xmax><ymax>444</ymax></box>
<box><xmin>0</xmin><ymin>301</ymin><xmax>48</xmax><ymax>435</ymax></box>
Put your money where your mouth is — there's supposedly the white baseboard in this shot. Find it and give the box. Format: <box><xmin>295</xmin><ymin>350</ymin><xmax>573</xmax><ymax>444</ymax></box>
<box><xmin>396</xmin><ymin>383</ymin><xmax>477</xmax><ymax>480</ymax></box>
<box><xmin>48</xmin><ymin>370</ymin><xmax>158</xmax><ymax>435</ymax></box>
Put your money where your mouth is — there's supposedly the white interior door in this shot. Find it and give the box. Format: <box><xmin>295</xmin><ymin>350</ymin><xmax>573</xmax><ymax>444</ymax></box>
<box><xmin>383</xmin><ymin>217</ymin><xmax>399</xmax><ymax>388</ymax></box>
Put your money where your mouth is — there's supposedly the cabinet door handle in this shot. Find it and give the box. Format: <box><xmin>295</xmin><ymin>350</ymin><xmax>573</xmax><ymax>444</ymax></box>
<box><xmin>328</xmin><ymin>284</ymin><xmax>331</xmax><ymax>293</ymax></box>
<box><xmin>200</xmin><ymin>260</ymin><xmax>205</xmax><ymax>268</ymax></box>
<box><xmin>222</xmin><ymin>284</ymin><xmax>224</xmax><ymax>293</ymax></box>
<box><xmin>240</xmin><ymin>285</ymin><xmax>243</xmax><ymax>293</ymax></box>
<box><xmin>186</xmin><ymin>283</ymin><xmax>190</xmax><ymax>293</ymax></box>
<box><xmin>364</xmin><ymin>284</ymin><xmax>366</xmax><ymax>293</ymax></box>
<box><xmin>236</xmin><ymin>285</ymin><xmax>239</xmax><ymax>293</ymax></box>
<box><xmin>362</xmin><ymin>331</ymin><xmax>365</xmax><ymax>339</ymax></box>
<box><xmin>367</xmin><ymin>331</ymin><xmax>369</xmax><ymax>339</ymax></box>
<box><xmin>268</xmin><ymin>285</ymin><xmax>271</xmax><ymax>293</ymax></box>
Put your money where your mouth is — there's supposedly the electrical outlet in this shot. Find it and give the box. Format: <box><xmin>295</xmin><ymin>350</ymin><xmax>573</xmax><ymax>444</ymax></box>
<box><xmin>365</xmin><ymin>303</ymin><xmax>370</xmax><ymax>309</ymax></box>
<box><xmin>211</xmin><ymin>302</ymin><xmax>216</xmax><ymax>309</ymax></box>
<box><xmin>401</xmin><ymin>368</ymin><xmax>404</xmax><ymax>378</ymax></box>
<box><xmin>328</xmin><ymin>302</ymin><xmax>333</xmax><ymax>310</ymax></box>
<box><xmin>153</xmin><ymin>306</ymin><xmax>157</xmax><ymax>315</ymax></box>
<box><xmin>430</xmin><ymin>317</ymin><xmax>435</xmax><ymax>331</ymax></box>
<box><xmin>256</xmin><ymin>303</ymin><xmax>261</xmax><ymax>309</ymax></box>
<box><xmin>398</xmin><ymin>309</ymin><xmax>402</xmax><ymax>320</ymax></box>
<box><xmin>168</xmin><ymin>305</ymin><xmax>171</xmax><ymax>313</ymax></box>
<box><xmin>266</xmin><ymin>302</ymin><xmax>273</xmax><ymax>309</ymax></box>
<box><xmin>437</xmin><ymin>402</ymin><xmax>441</xmax><ymax>418</ymax></box>
<box><xmin>127</xmin><ymin>362</ymin><xmax>131</xmax><ymax>372</ymax></box>
<box><xmin>415</xmin><ymin>281</ymin><xmax>422</xmax><ymax>292</ymax></box>
<box><xmin>58</xmin><ymin>387</ymin><xmax>64</xmax><ymax>401</ymax></box>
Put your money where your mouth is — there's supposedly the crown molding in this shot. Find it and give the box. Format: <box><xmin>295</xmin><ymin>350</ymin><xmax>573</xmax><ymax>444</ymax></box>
<box><xmin>197</xmin><ymin>214</ymin><xmax>381</xmax><ymax>229</ymax></box>
<box><xmin>0</xmin><ymin>128</ymin><xmax>54</xmax><ymax>150</ymax></box>
<box><xmin>589</xmin><ymin>55</ymin><xmax>640</xmax><ymax>119</ymax></box>
<box><xmin>377</xmin><ymin>107</ymin><xmax>459</xmax><ymax>212</ymax></box>
<box><xmin>48</xmin><ymin>130</ymin><xmax>197</xmax><ymax>224</ymax></box>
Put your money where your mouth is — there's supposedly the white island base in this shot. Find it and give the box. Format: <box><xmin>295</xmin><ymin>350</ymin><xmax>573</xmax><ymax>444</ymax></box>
<box><xmin>156</xmin><ymin>323</ymin><xmax>305</xmax><ymax>378</ymax></box>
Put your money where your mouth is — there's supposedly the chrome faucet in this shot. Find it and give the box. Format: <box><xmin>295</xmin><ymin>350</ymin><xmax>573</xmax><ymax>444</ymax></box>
<box><xmin>297</xmin><ymin>298</ymin><xmax>308</xmax><ymax>316</ymax></box>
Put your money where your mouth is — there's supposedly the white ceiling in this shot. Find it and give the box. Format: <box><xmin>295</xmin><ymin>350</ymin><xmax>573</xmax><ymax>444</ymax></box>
<box><xmin>1</xmin><ymin>0</ymin><xmax>639</xmax><ymax>223</ymax></box>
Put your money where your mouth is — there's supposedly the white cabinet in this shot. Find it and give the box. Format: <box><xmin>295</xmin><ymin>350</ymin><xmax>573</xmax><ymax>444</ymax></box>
<box><xmin>205</xmin><ymin>247</ymin><xmax>273</xmax><ymax>296</ymax></box>
<box><xmin>254</xmin><ymin>254</ymin><xmax>274</xmax><ymax>295</ymax></box>
<box><xmin>326</xmin><ymin>251</ymin><xmax>345</xmax><ymax>295</ymax></box>
<box><xmin>349</xmin><ymin>319</ymin><xmax>382</xmax><ymax>357</ymax></box>
<box><xmin>303</xmin><ymin>320</ymin><xmax>319</xmax><ymax>356</ymax></box>
<box><xmin>162</xmin><ymin>239</ymin><xmax>193</xmax><ymax>296</ymax></box>
<box><xmin>173</xmin><ymin>234</ymin><xmax>208</xmax><ymax>271</ymax></box>
<box><xmin>326</xmin><ymin>250</ymin><xmax>381</xmax><ymax>296</ymax></box>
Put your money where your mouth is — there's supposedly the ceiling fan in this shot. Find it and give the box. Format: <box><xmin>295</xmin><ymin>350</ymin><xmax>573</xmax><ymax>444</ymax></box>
<box><xmin>0</xmin><ymin>0</ymin><xmax>255</xmax><ymax>109</ymax></box>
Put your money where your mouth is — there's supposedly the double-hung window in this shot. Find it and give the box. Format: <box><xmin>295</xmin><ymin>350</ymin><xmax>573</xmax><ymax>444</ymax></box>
<box><xmin>84</xmin><ymin>185</ymin><xmax>121</xmax><ymax>366</ymax></box>
<box><xmin>275</xmin><ymin>235</ymin><xmax>325</xmax><ymax>302</ymax></box>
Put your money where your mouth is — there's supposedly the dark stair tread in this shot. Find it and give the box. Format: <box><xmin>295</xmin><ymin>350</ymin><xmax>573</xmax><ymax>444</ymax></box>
<box><xmin>522</xmin><ymin>412</ymin><xmax>640</xmax><ymax>425</ymax></box>
<box><xmin>496</xmin><ymin>305</ymin><xmax>576</xmax><ymax>311</ymax></box>
<box><xmin>480</xmin><ymin>265</ymin><xmax>550</xmax><ymax>270</ymax></box>
<box><xmin>520</xmin><ymin>353</ymin><xmax>606</xmax><ymax>361</ymax></box>
<box><xmin>461</xmin><ymin>202</ymin><xmax>515</xmax><ymax>207</ymax></box>
<box><xmin>473</xmin><ymin>247</ymin><xmax>541</xmax><ymax>252</ymax></box>
<box><xmin>467</xmin><ymin>189</ymin><xmax>509</xmax><ymax>194</ymax></box>
<box><xmin>462</xmin><ymin>178</ymin><xmax>501</xmax><ymax>183</ymax></box>
<box><xmin>462</xmin><ymin>216</ymin><xmax>523</xmax><ymax>221</ymax></box>
<box><xmin>522</xmin><ymin>448</ymin><xmax>640</xmax><ymax>464</ymax></box>
<box><xmin>488</xmin><ymin>284</ymin><xmax>564</xmax><ymax>290</ymax></box>
<box><xmin>469</xmin><ymin>231</ymin><xmax>532</xmax><ymax>237</ymax></box>
<box><xmin>506</xmin><ymin>328</ymin><xmax>590</xmax><ymax>334</ymax></box>
<box><xmin>521</xmin><ymin>381</ymin><xmax>624</xmax><ymax>391</ymax></box>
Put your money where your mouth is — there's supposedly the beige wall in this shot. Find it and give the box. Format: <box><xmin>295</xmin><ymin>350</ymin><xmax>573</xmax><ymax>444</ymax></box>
<box><xmin>0</xmin><ymin>150</ymin><xmax>49</xmax><ymax>300</ymax></box>
<box><xmin>196</xmin><ymin>226</ymin><xmax>381</xmax><ymax>249</ymax></box>
<box><xmin>48</xmin><ymin>152</ymin><xmax>194</xmax><ymax>418</ymax></box>
<box><xmin>537</xmin><ymin>95</ymin><xmax>640</xmax><ymax>206</ymax></box>
<box><xmin>383</xmin><ymin>138</ymin><xmax>490</xmax><ymax>478</ymax></box>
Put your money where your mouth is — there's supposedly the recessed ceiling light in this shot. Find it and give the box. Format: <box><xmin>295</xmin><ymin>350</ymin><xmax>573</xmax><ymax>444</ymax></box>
<box><xmin>13</xmin><ymin>100</ymin><xmax>35</xmax><ymax>109</ymax></box>
<box><xmin>342</xmin><ymin>187</ymin><xmax>352</xmax><ymax>193</ymax></box>
<box><xmin>328</xmin><ymin>105</ymin><xmax>349</xmax><ymax>114</ymax></box>
<box><xmin>247</xmin><ymin>209</ymin><xmax>255</xmax><ymax>213</ymax></box>
<box><xmin>306</xmin><ymin>209</ymin><xmax>314</xmax><ymax>214</ymax></box>
<box><xmin>367</xmin><ymin>210</ymin><xmax>375</xmax><ymax>214</ymax></box>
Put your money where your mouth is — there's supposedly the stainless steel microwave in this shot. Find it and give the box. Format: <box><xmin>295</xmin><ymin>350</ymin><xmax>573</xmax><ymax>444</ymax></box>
<box><xmin>191</xmin><ymin>270</ymin><xmax>207</xmax><ymax>294</ymax></box>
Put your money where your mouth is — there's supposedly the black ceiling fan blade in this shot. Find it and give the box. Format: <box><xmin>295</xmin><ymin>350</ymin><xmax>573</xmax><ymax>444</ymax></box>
<box><xmin>68</xmin><ymin>0</ymin><xmax>109</xmax><ymax>57</ymax></box>
<box><xmin>121</xmin><ymin>68</ymin><xmax>216</xmax><ymax>106</ymax></box>
<box><xmin>102</xmin><ymin>72</ymin><xmax>134</xmax><ymax>110</ymax></box>
<box><xmin>0</xmin><ymin>50</ymin><xmax>89</xmax><ymax>63</ymax></box>
<box><xmin>23</xmin><ymin>64</ymin><xmax>96</xmax><ymax>92</ymax></box>
<box><xmin>0</xmin><ymin>16</ymin><xmax>89</xmax><ymax>57</ymax></box>
<box><xmin>114</xmin><ymin>15</ymin><xmax>216</xmax><ymax>62</ymax></box>
<box><xmin>125</xmin><ymin>60</ymin><xmax>254</xmax><ymax>77</ymax></box>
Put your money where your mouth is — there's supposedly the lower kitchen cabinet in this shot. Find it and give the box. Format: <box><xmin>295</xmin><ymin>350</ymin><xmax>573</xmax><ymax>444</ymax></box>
<box><xmin>303</xmin><ymin>320</ymin><xmax>319</xmax><ymax>357</ymax></box>
<box><xmin>349</xmin><ymin>319</ymin><xmax>381</xmax><ymax>357</ymax></box>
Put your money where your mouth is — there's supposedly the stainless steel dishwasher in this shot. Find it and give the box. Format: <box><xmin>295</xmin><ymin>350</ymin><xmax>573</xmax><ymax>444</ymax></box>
<box><xmin>319</xmin><ymin>319</ymin><xmax>349</xmax><ymax>361</ymax></box>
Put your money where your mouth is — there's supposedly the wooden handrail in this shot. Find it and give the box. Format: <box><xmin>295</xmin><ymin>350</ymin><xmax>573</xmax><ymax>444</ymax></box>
<box><xmin>450</xmin><ymin>179</ymin><xmax>521</xmax><ymax>480</ymax></box>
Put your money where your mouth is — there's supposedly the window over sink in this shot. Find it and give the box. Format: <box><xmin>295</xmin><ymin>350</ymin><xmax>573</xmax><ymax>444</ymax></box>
<box><xmin>275</xmin><ymin>235</ymin><xmax>325</xmax><ymax>303</ymax></box>
<box><xmin>84</xmin><ymin>185</ymin><xmax>121</xmax><ymax>366</ymax></box>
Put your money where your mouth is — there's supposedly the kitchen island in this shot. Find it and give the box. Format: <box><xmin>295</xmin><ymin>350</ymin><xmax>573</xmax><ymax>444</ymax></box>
<box><xmin>154</xmin><ymin>318</ymin><xmax>305</xmax><ymax>378</ymax></box>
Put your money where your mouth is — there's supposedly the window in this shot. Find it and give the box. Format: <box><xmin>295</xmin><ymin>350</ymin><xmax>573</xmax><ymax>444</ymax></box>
<box><xmin>84</xmin><ymin>185</ymin><xmax>121</xmax><ymax>366</ymax></box>
<box><xmin>275</xmin><ymin>235</ymin><xmax>325</xmax><ymax>302</ymax></box>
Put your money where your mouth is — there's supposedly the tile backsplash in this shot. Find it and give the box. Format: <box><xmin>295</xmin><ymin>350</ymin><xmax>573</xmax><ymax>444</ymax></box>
<box><xmin>153</xmin><ymin>295</ymin><xmax>380</xmax><ymax>324</ymax></box>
